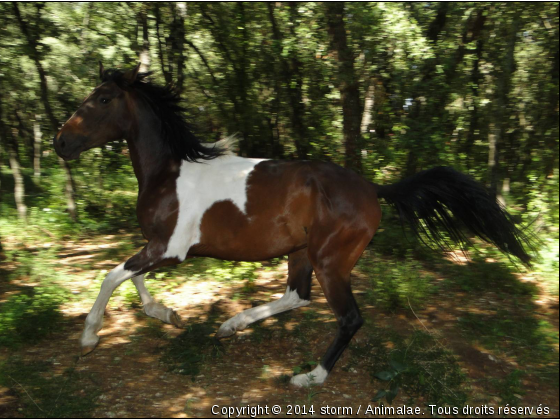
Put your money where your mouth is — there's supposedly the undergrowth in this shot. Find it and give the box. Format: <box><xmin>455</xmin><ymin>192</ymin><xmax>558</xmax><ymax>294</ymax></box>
<box><xmin>351</xmin><ymin>327</ymin><xmax>467</xmax><ymax>407</ymax></box>
<box><xmin>0</xmin><ymin>357</ymin><xmax>98</xmax><ymax>418</ymax></box>
<box><xmin>161</xmin><ymin>309</ymin><xmax>224</xmax><ymax>379</ymax></box>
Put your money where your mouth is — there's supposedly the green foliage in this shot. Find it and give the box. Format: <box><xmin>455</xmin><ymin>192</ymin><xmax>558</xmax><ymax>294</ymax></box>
<box><xmin>161</xmin><ymin>314</ymin><xmax>223</xmax><ymax>379</ymax></box>
<box><xmin>533</xmin><ymin>237</ymin><xmax>560</xmax><ymax>295</ymax></box>
<box><xmin>359</xmin><ymin>250</ymin><xmax>436</xmax><ymax>311</ymax></box>
<box><xmin>0</xmin><ymin>358</ymin><xmax>98</xmax><ymax>418</ymax></box>
<box><xmin>0</xmin><ymin>244</ymin><xmax>71</xmax><ymax>348</ymax></box>
<box><xmin>458</xmin><ymin>310</ymin><xmax>559</xmax><ymax>363</ymax></box>
<box><xmin>439</xmin><ymin>257</ymin><xmax>537</xmax><ymax>295</ymax></box>
<box><xmin>0</xmin><ymin>288</ymin><xmax>63</xmax><ymax>348</ymax></box>
<box><xmin>491</xmin><ymin>369</ymin><xmax>525</xmax><ymax>406</ymax></box>
<box><xmin>353</xmin><ymin>329</ymin><xmax>467</xmax><ymax>407</ymax></box>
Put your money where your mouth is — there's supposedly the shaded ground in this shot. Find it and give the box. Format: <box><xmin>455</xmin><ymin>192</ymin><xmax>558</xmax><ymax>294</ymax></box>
<box><xmin>0</xmin><ymin>232</ymin><xmax>558</xmax><ymax>418</ymax></box>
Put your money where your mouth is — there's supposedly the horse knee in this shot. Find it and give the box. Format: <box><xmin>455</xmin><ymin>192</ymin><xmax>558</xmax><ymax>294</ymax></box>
<box><xmin>339</xmin><ymin>312</ymin><xmax>363</xmax><ymax>337</ymax></box>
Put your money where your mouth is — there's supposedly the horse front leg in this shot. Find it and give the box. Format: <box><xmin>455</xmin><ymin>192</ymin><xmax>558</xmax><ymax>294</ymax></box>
<box><xmin>80</xmin><ymin>262</ymin><xmax>137</xmax><ymax>355</ymax></box>
<box><xmin>80</xmin><ymin>242</ymin><xmax>176</xmax><ymax>355</ymax></box>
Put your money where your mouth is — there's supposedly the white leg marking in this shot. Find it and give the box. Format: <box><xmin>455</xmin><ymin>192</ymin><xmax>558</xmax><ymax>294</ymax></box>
<box><xmin>81</xmin><ymin>263</ymin><xmax>136</xmax><ymax>353</ymax></box>
<box><xmin>216</xmin><ymin>286</ymin><xmax>310</xmax><ymax>338</ymax></box>
<box><xmin>132</xmin><ymin>275</ymin><xmax>182</xmax><ymax>327</ymax></box>
<box><xmin>290</xmin><ymin>365</ymin><xmax>329</xmax><ymax>387</ymax></box>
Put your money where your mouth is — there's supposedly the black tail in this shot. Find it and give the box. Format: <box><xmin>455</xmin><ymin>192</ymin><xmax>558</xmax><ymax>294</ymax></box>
<box><xmin>376</xmin><ymin>166</ymin><xmax>534</xmax><ymax>266</ymax></box>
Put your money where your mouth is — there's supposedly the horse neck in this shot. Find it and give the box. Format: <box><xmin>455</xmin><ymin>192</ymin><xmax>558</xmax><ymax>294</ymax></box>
<box><xmin>126</xmin><ymin>109</ymin><xmax>179</xmax><ymax>192</ymax></box>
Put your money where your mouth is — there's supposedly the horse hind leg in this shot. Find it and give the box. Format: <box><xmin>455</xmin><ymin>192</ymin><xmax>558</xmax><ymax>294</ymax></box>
<box><xmin>290</xmin><ymin>228</ymin><xmax>372</xmax><ymax>387</ymax></box>
<box><xmin>132</xmin><ymin>274</ymin><xmax>182</xmax><ymax>327</ymax></box>
<box><xmin>216</xmin><ymin>248</ymin><xmax>313</xmax><ymax>338</ymax></box>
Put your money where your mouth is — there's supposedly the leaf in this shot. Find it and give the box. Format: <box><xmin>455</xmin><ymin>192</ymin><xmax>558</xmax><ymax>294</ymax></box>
<box><xmin>386</xmin><ymin>385</ymin><xmax>399</xmax><ymax>404</ymax></box>
<box><xmin>390</xmin><ymin>360</ymin><xmax>408</xmax><ymax>373</ymax></box>
<box><xmin>374</xmin><ymin>370</ymin><xmax>396</xmax><ymax>381</ymax></box>
<box><xmin>371</xmin><ymin>389</ymin><xmax>387</xmax><ymax>402</ymax></box>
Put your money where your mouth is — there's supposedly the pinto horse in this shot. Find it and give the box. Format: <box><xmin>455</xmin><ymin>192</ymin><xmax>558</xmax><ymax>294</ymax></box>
<box><xmin>54</xmin><ymin>63</ymin><xmax>532</xmax><ymax>387</ymax></box>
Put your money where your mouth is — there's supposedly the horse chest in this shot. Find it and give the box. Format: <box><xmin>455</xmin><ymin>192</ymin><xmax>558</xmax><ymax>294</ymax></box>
<box><xmin>136</xmin><ymin>181</ymin><xmax>179</xmax><ymax>241</ymax></box>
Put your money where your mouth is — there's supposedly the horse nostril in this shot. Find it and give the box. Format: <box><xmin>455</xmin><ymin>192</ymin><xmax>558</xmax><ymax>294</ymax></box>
<box><xmin>60</xmin><ymin>139</ymin><xmax>66</xmax><ymax>149</ymax></box>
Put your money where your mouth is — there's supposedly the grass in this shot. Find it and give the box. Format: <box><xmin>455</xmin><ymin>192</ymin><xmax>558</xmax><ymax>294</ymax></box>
<box><xmin>0</xmin><ymin>288</ymin><xmax>64</xmax><ymax>348</ymax></box>
<box><xmin>351</xmin><ymin>327</ymin><xmax>468</xmax><ymax>407</ymax></box>
<box><xmin>457</xmin><ymin>310</ymin><xmax>559</xmax><ymax>363</ymax></box>
<box><xmin>358</xmin><ymin>250</ymin><xmax>437</xmax><ymax>312</ymax></box>
<box><xmin>0</xmin><ymin>357</ymin><xmax>98</xmax><ymax>418</ymax></box>
<box><xmin>160</xmin><ymin>308</ymin><xmax>224</xmax><ymax>378</ymax></box>
<box><xmin>490</xmin><ymin>369</ymin><xmax>525</xmax><ymax>406</ymax></box>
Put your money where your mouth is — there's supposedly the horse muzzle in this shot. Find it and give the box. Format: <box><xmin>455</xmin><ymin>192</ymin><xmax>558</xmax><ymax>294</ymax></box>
<box><xmin>53</xmin><ymin>133</ymin><xmax>85</xmax><ymax>161</ymax></box>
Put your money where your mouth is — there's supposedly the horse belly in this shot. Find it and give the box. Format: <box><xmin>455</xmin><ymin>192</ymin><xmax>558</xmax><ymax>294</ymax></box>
<box><xmin>191</xmin><ymin>199</ymin><xmax>308</xmax><ymax>261</ymax></box>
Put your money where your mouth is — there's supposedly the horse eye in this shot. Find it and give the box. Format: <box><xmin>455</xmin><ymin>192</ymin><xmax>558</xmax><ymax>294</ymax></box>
<box><xmin>100</xmin><ymin>97</ymin><xmax>111</xmax><ymax>104</ymax></box>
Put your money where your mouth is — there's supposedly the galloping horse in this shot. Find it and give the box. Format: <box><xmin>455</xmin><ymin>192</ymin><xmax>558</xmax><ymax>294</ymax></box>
<box><xmin>54</xmin><ymin>63</ymin><xmax>532</xmax><ymax>387</ymax></box>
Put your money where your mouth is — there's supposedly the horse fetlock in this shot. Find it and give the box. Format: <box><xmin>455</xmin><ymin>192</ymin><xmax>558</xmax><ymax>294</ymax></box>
<box><xmin>143</xmin><ymin>302</ymin><xmax>182</xmax><ymax>328</ymax></box>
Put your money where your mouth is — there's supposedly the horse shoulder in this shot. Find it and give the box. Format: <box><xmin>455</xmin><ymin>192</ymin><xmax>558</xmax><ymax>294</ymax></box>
<box><xmin>164</xmin><ymin>156</ymin><xmax>266</xmax><ymax>260</ymax></box>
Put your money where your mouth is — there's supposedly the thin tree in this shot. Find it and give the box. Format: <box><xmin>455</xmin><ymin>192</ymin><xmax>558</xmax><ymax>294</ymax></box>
<box><xmin>0</xmin><ymin>90</ymin><xmax>27</xmax><ymax>221</ymax></box>
<box><xmin>13</xmin><ymin>2</ymin><xmax>77</xmax><ymax>220</ymax></box>
<box><xmin>326</xmin><ymin>2</ymin><xmax>362</xmax><ymax>173</ymax></box>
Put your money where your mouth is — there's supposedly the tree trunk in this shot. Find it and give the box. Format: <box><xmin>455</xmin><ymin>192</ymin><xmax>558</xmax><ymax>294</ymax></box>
<box><xmin>326</xmin><ymin>2</ymin><xmax>362</xmax><ymax>173</ymax></box>
<box><xmin>0</xmin><ymin>88</ymin><xmax>27</xmax><ymax>221</ymax></box>
<box><xmin>13</xmin><ymin>3</ymin><xmax>77</xmax><ymax>220</ymax></box>
<box><xmin>7</xmin><ymin>128</ymin><xmax>27</xmax><ymax>221</ymax></box>
<box><xmin>172</xmin><ymin>2</ymin><xmax>187</xmax><ymax>93</ymax></box>
<box><xmin>137</xmin><ymin>4</ymin><xmax>150</xmax><ymax>72</ymax></box>
<box><xmin>464</xmin><ymin>37</ymin><xmax>484</xmax><ymax>169</ymax></box>
<box><xmin>199</xmin><ymin>3</ymin><xmax>249</xmax><ymax>153</ymax></box>
<box><xmin>488</xmin><ymin>13</ymin><xmax>519</xmax><ymax>199</ymax></box>
<box><xmin>33</xmin><ymin>114</ymin><xmax>42</xmax><ymax>182</ymax></box>
<box><xmin>154</xmin><ymin>4</ymin><xmax>173</xmax><ymax>84</ymax></box>
<box><xmin>267</xmin><ymin>3</ymin><xmax>308</xmax><ymax>159</ymax></box>
<box><xmin>360</xmin><ymin>80</ymin><xmax>375</xmax><ymax>134</ymax></box>
<box><xmin>236</xmin><ymin>2</ymin><xmax>251</xmax><ymax>156</ymax></box>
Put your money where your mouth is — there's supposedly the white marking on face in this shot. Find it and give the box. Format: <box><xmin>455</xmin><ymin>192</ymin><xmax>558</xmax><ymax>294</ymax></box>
<box><xmin>290</xmin><ymin>365</ymin><xmax>329</xmax><ymax>387</ymax></box>
<box><xmin>164</xmin><ymin>155</ymin><xmax>266</xmax><ymax>261</ymax></box>
<box><xmin>216</xmin><ymin>286</ymin><xmax>310</xmax><ymax>337</ymax></box>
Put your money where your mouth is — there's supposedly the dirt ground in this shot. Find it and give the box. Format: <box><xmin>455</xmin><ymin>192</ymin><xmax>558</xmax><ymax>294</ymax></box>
<box><xmin>0</xmin><ymin>235</ymin><xmax>558</xmax><ymax>418</ymax></box>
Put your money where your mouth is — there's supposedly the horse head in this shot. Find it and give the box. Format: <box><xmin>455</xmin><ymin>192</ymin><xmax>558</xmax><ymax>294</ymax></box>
<box><xmin>53</xmin><ymin>62</ymin><xmax>140</xmax><ymax>160</ymax></box>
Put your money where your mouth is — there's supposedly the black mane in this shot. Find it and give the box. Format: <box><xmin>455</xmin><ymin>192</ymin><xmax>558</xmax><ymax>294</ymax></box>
<box><xmin>101</xmin><ymin>69</ymin><xmax>222</xmax><ymax>162</ymax></box>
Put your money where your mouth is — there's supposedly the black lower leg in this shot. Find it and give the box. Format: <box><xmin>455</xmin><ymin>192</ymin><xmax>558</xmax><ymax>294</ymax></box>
<box><xmin>287</xmin><ymin>248</ymin><xmax>313</xmax><ymax>300</ymax></box>
<box><xmin>321</xmin><ymin>300</ymin><xmax>363</xmax><ymax>371</ymax></box>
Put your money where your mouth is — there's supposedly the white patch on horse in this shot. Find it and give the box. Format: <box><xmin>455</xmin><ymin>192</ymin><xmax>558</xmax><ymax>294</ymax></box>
<box><xmin>216</xmin><ymin>286</ymin><xmax>310</xmax><ymax>337</ymax></box>
<box><xmin>290</xmin><ymin>365</ymin><xmax>329</xmax><ymax>387</ymax></box>
<box><xmin>164</xmin><ymin>155</ymin><xmax>265</xmax><ymax>261</ymax></box>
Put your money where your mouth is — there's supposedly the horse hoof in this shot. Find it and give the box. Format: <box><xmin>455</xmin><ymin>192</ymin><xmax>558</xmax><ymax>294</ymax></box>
<box><xmin>215</xmin><ymin>324</ymin><xmax>236</xmax><ymax>339</ymax></box>
<box><xmin>290</xmin><ymin>373</ymin><xmax>313</xmax><ymax>387</ymax></box>
<box><xmin>169</xmin><ymin>310</ymin><xmax>183</xmax><ymax>328</ymax></box>
<box><xmin>80</xmin><ymin>333</ymin><xmax>100</xmax><ymax>356</ymax></box>
<box><xmin>290</xmin><ymin>366</ymin><xmax>328</xmax><ymax>387</ymax></box>
<box><xmin>80</xmin><ymin>339</ymin><xmax>99</xmax><ymax>356</ymax></box>
<box><xmin>81</xmin><ymin>345</ymin><xmax>97</xmax><ymax>356</ymax></box>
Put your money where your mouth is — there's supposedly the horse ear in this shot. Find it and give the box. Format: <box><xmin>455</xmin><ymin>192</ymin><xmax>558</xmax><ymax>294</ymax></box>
<box><xmin>123</xmin><ymin>62</ymin><xmax>141</xmax><ymax>84</ymax></box>
<box><xmin>99</xmin><ymin>61</ymin><xmax>105</xmax><ymax>80</ymax></box>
